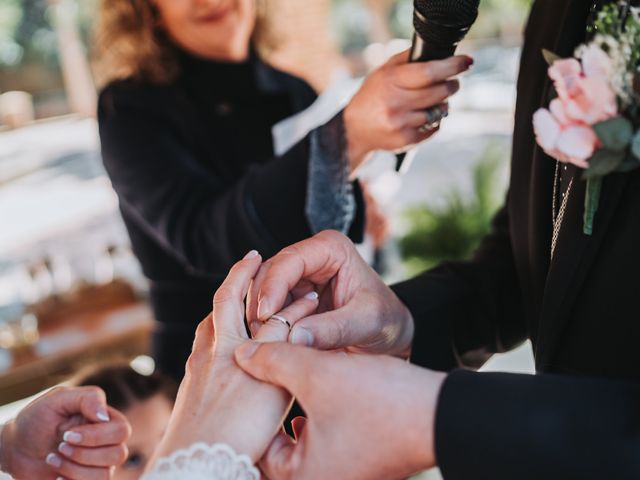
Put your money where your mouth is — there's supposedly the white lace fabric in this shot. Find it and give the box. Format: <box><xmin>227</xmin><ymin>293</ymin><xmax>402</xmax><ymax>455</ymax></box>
<box><xmin>141</xmin><ymin>443</ymin><xmax>260</xmax><ymax>480</ymax></box>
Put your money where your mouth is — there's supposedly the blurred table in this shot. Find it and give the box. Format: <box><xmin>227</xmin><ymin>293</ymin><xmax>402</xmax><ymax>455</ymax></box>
<box><xmin>0</xmin><ymin>302</ymin><xmax>154</xmax><ymax>405</ymax></box>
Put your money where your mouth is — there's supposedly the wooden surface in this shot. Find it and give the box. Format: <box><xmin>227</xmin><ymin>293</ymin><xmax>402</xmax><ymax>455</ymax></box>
<box><xmin>0</xmin><ymin>302</ymin><xmax>154</xmax><ymax>405</ymax></box>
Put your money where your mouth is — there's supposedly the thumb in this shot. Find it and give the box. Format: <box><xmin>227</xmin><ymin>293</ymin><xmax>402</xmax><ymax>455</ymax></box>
<box><xmin>288</xmin><ymin>301</ymin><xmax>372</xmax><ymax>351</ymax></box>
<box><xmin>53</xmin><ymin>386</ymin><xmax>111</xmax><ymax>423</ymax></box>
<box><xmin>234</xmin><ymin>341</ymin><xmax>318</xmax><ymax>401</ymax></box>
<box><xmin>259</xmin><ymin>431</ymin><xmax>299</xmax><ymax>480</ymax></box>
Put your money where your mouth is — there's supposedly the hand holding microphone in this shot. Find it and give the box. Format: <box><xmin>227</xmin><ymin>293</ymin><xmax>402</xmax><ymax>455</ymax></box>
<box><xmin>344</xmin><ymin>0</ymin><xmax>480</xmax><ymax>174</ymax></box>
<box><xmin>343</xmin><ymin>51</ymin><xmax>472</xmax><ymax>173</ymax></box>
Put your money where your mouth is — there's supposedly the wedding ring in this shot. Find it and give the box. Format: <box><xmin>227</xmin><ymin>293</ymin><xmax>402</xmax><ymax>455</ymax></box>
<box><xmin>269</xmin><ymin>315</ymin><xmax>292</xmax><ymax>330</ymax></box>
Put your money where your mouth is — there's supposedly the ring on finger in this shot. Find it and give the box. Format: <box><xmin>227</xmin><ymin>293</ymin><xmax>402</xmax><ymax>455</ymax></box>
<box><xmin>419</xmin><ymin>106</ymin><xmax>448</xmax><ymax>133</ymax></box>
<box><xmin>269</xmin><ymin>315</ymin><xmax>292</xmax><ymax>330</ymax></box>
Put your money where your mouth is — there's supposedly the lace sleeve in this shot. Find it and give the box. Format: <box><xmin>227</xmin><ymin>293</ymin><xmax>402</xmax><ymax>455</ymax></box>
<box><xmin>141</xmin><ymin>443</ymin><xmax>260</xmax><ymax>480</ymax></box>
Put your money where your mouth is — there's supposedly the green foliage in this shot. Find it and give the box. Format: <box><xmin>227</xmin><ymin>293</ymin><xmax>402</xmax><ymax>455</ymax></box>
<box><xmin>594</xmin><ymin>116</ymin><xmax>634</xmax><ymax>152</ymax></box>
<box><xmin>399</xmin><ymin>145</ymin><xmax>506</xmax><ymax>274</ymax></box>
<box><xmin>583</xmin><ymin>148</ymin><xmax>625</xmax><ymax>179</ymax></box>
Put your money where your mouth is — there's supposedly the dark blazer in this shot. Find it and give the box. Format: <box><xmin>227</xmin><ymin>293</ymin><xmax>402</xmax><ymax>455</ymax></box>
<box><xmin>392</xmin><ymin>1</ymin><xmax>640</xmax><ymax>478</ymax></box>
<box><xmin>99</xmin><ymin>54</ymin><xmax>363</xmax><ymax>378</ymax></box>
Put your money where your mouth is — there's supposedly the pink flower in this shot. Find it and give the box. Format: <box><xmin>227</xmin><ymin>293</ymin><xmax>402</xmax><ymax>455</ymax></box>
<box><xmin>533</xmin><ymin>109</ymin><xmax>597</xmax><ymax>168</ymax></box>
<box><xmin>581</xmin><ymin>44</ymin><xmax>613</xmax><ymax>81</ymax></box>
<box><xmin>533</xmin><ymin>49</ymin><xmax>617</xmax><ymax>168</ymax></box>
<box><xmin>564</xmin><ymin>77</ymin><xmax>617</xmax><ymax>124</ymax></box>
<box><xmin>548</xmin><ymin>58</ymin><xmax>583</xmax><ymax>103</ymax></box>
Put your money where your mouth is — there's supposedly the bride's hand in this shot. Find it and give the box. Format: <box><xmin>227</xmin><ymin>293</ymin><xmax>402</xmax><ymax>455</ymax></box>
<box><xmin>148</xmin><ymin>251</ymin><xmax>319</xmax><ymax>467</ymax></box>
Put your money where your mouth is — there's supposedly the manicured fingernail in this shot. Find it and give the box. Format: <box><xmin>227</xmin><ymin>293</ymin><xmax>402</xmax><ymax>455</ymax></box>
<box><xmin>63</xmin><ymin>431</ymin><xmax>82</xmax><ymax>444</ymax></box>
<box><xmin>244</xmin><ymin>250</ymin><xmax>259</xmax><ymax>260</ymax></box>
<box><xmin>57</xmin><ymin>477</ymin><xmax>65</xmax><ymax>480</ymax></box>
<box><xmin>235</xmin><ymin>342</ymin><xmax>259</xmax><ymax>362</ymax></box>
<box><xmin>465</xmin><ymin>56</ymin><xmax>474</xmax><ymax>67</ymax></box>
<box><xmin>58</xmin><ymin>442</ymin><xmax>74</xmax><ymax>457</ymax></box>
<box><xmin>46</xmin><ymin>452</ymin><xmax>62</xmax><ymax>468</ymax></box>
<box><xmin>96</xmin><ymin>409</ymin><xmax>110</xmax><ymax>422</ymax></box>
<box><xmin>258</xmin><ymin>298</ymin><xmax>270</xmax><ymax>320</ymax></box>
<box><xmin>304</xmin><ymin>291</ymin><xmax>319</xmax><ymax>301</ymax></box>
<box><xmin>291</xmin><ymin>327</ymin><xmax>314</xmax><ymax>346</ymax></box>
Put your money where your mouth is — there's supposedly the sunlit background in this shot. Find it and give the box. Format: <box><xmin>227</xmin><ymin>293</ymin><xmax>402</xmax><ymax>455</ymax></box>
<box><xmin>0</xmin><ymin>1</ymin><xmax>533</xmax><ymax>478</ymax></box>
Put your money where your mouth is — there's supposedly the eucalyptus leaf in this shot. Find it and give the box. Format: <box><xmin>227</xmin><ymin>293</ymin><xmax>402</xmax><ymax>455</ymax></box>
<box><xmin>583</xmin><ymin>148</ymin><xmax>625</xmax><ymax>179</ymax></box>
<box><xmin>593</xmin><ymin>117</ymin><xmax>634</xmax><ymax>152</ymax></box>
<box><xmin>631</xmin><ymin>130</ymin><xmax>640</xmax><ymax>160</ymax></box>
<box><xmin>542</xmin><ymin>49</ymin><xmax>561</xmax><ymax>66</ymax></box>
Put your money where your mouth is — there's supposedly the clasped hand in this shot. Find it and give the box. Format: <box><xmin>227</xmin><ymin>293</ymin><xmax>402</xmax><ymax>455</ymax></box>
<box><xmin>151</xmin><ymin>231</ymin><xmax>446</xmax><ymax>480</ymax></box>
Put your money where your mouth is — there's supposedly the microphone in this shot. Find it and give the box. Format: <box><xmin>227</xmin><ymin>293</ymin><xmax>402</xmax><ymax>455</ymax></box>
<box><xmin>396</xmin><ymin>0</ymin><xmax>480</xmax><ymax>172</ymax></box>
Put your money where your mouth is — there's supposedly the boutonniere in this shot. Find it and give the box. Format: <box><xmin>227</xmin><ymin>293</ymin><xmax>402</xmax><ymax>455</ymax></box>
<box><xmin>533</xmin><ymin>1</ymin><xmax>640</xmax><ymax>238</ymax></box>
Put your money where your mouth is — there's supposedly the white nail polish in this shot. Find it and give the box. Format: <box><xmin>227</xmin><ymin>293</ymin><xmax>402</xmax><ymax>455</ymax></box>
<box><xmin>304</xmin><ymin>291</ymin><xmax>319</xmax><ymax>301</ymax></box>
<box><xmin>46</xmin><ymin>453</ymin><xmax>62</xmax><ymax>468</ymax></box>
<box><xmin>63</xmin><ymin>431</ymin><xmax>82</xmax><ymax>444</ymax></box>
<box><xmin>244</xmin><ymin>250</ymin><xmax>259</xmax><ymax>259</ymax></box>
<box><xmin>96</xmin><ymin>410</ymin><xmax>110</xmax><ymax>422</ymax></box>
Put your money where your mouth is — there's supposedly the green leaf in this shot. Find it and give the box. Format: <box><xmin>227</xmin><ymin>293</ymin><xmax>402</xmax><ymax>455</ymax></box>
<box><xmin>631</xmin><ymin>130</ymin><xmax>640</xmax><ymax>160</ymax></box>
<box><xmin>542</xmin><ymin>49</ymin><xmax>561</xmax><ymax>66</ymax></box>
<box><xmin>583</xmin><ymin>177</ymin><xmax>603</xmax><ymax>236</ymax></box>
<box><xmin>593</xmin><ymin>117</ymin><xmax>634</xmax><ymax>152</ymax></box>
<box><xmin>583</xmin><ymin>148</ymin><xmax>625</xmax><ymax>179</ymax></box>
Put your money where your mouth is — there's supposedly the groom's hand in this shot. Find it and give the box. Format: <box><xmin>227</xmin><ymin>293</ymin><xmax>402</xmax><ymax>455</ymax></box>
<box><xmin>235</xmin><ymin>341</ymin><xmax>446</xmax><ymax>480</ymax></box>
<box><xmin>247</xmin><ymin>230</ymin><xmax>414</xmax><ymax>357</ymax></box>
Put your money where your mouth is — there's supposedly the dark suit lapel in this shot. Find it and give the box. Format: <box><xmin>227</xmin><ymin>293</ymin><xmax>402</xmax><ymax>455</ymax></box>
<box><xmin>536</xmin><ymin>172</ymin><xmax>629</xmax><ymax>367</ymax></box>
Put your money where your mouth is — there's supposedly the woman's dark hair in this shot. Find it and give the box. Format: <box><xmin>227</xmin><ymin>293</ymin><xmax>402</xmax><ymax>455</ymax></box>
<box><xmin>74</xmin><ymin>364</ymin><xmax>178</xmax><ymax>411</ymax></box>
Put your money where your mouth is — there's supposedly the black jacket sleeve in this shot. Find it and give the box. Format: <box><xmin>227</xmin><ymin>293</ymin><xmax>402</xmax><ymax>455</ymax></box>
<box><xmin>98</xmin><ymin>87</ymin><xmax>364</xmax><ymax>276</ymax></box>
<box><xmin>435</xmin><ymin>369</ymin><xmax>640</xmax><ymax>479</ymax></box>
<box><xmin>391</xmin><ymin>201</ymin><xmax>527</xmax><ymax>371</ymax></box>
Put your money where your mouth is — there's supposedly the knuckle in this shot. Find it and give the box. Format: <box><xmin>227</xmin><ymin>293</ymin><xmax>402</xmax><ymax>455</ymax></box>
<box><xmin>213</xmin><ymin>285</ymin><xmax>236</xmax><ymax>304</ymax></box>
<box><xmin>84</xmin><ymin>386</ymin><xmax>105</xmax><ymax>399</ymax></box>
<box><xmin>400</xmin><ymin>130</ymin><xmax>418</xmax><ymax>145</ymax></box>
<box><xmin>422</xmin><ymin>66</ymin><xmax>435</xmax><ymax>85</ymax></box>
<box><xmin>317</xmin><ymin>229</ymin><xmax>346</xmax><ymax>244</ymax></box>
<box><xmin>114</xmin><ymin>445</ymin><xmax>128</xmax><ymax>465</ymax></box>
<box><xmin>114</xmin><ymin>421</ymin><xmax>132</xmax><ymax>442</ymax></box>
<box><xmin>278</xmin><ymin>244</ymin><xmax>301</xmax><ymax>258</ymax></box>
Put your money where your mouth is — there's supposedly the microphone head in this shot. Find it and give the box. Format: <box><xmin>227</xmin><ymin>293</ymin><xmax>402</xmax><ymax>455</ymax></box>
<box><xmin>412</xmin><ymin>0</ymin><xmax>480</xmax><ymax>58</ymax></box>
<box><xmin>414</xmin><ymin>0</ymin><xmax>480</xmax><ymax>28</ymax></box>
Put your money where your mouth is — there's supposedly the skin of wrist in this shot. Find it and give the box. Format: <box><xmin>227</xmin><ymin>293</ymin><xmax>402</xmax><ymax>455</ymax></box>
<box><xmin>343</xmin><ymin>104</ymin><xmax>371</xmax><ymax>173</ymax></box>
<box><xmin>411</xmin><ymin>368</ymin><xmax>447</xmax><ymax>471</ymax></box>
<box><xmin>160</xmin><ymin>364</ymin><xmax>277</xmax><ymax>461</ymax></box>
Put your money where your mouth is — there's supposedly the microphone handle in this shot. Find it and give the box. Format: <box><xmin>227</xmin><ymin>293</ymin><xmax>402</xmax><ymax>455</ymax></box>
<box><xmin>395</xmin><ymin>33</ymin><xmax>458</xmax><ymax>172</ymax></box>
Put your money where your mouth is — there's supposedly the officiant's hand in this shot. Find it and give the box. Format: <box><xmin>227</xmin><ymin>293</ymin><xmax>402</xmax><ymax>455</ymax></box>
<box><xmin>148</xmin><ymin>251</ymin><xmax>320</xmax><ymax>469</ymax></box>
<box><xmin>344</xmin><ymin>50</ymin><xmax>472</xmax><ymax>171</ymax></box>
<box><xmin>247</xmin><ymin>230</ymin><xmax>414</xmax><ymax>357</ymax></box>
<box><xmin>235</xmin><ymin>341</ymin><xmax>446</xmax><ymax>480</ymax></box>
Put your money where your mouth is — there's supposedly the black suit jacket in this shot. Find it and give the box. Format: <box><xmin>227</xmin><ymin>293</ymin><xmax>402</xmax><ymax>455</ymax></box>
<box><xmin>392</xmin><ymin>1</ymin><xmax>640</xmax><ymax>478</ymax></box>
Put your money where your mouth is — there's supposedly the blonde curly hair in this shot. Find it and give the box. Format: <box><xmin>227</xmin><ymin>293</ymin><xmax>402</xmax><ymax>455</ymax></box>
<box><xmin>94</xmin><ymin>0</ymin><xmax>273</xmax><ymax>87</ymax></box>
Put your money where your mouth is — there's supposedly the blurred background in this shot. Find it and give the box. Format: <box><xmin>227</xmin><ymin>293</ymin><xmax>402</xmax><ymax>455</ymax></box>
<box><xmin>0</xmin><ymin>0</ymin><xmax>532</xmax><ymax>477</ymax></box>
